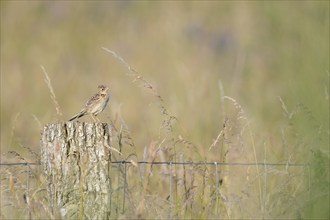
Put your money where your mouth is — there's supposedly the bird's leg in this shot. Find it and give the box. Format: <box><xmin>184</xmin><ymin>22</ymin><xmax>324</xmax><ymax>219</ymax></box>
<box><xmin>91</xmin><ymin>115</ymin><xmax>101</xmax><ymax>123</ymax></box>
<box><xmin>90</xmin><ymin>115</ymin><xmax>97</xmax><ymax>123</ymax></box>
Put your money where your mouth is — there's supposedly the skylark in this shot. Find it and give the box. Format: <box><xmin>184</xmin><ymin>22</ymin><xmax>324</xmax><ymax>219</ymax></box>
<box><xmin>68</xmin><ymin>85</ymin><xmax>110</xmax><ymax>122</ymax></box>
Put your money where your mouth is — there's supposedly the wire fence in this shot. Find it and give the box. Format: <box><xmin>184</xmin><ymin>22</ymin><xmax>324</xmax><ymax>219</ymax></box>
<box><xmin>0</xmin><ymin>160</ymin><xmax>310</xmax><ymax>219</ymax></box>
<box><xmin>0</xmin><ymin>161</ymin><xmax>309</xmax><ymax>166</ymax></box>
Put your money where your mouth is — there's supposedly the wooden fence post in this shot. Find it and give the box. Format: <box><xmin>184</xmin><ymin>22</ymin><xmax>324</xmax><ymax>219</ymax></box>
<box><xmin>40</xmin><ymin>122</ymin><xmax>112</xmax><ymax>219</ymax></box>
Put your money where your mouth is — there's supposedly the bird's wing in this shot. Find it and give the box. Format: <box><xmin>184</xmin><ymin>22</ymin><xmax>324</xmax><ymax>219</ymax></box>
<box><xmin>85</xmin><ymin>93</ymin><xmax>102</xmax><ymax>107</ymax></box>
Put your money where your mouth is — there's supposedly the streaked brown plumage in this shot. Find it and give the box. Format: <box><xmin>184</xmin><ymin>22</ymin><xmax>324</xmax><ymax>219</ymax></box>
<box><xmin>68</xmin><ymin>85</ymin><xmax>110</xmax><ymax>122</ymax></box>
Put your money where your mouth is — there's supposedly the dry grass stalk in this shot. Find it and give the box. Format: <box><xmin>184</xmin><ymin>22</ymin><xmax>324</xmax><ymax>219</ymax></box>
<box><xmin>40</xmin><ymin>65</ymin><xmax>62</xmax><ymax>117</ymax></box>
<box><xmin>102</xmin><ymin>47</ymin><xmax>177</xmax><ymax>134</ymax></box>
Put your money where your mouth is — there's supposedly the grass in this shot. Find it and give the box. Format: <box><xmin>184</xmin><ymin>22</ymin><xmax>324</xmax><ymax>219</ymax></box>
<box><xmin>1</xmin><ymin>1</ymin><xmax>329</xmax><ymax>219</ymax></box>
<box><xmin>1</xmin><ymin>50</ymin><xmax>324</xmax><ymax>219</ymax></box>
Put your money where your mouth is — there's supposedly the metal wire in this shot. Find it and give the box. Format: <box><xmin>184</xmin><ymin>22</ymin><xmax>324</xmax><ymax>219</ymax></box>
<box><xmin>122</xmin><ymin>162</ymin><xmax>127</xmax><ymax>214</ymax></box>
<box><xmin>0</xmin><ymin>161</ymin><xmax>309</xmax><ymax>166</ymax></box>
<box><xmin>214</xmin><ymin>162</ymin><xmax>219</xmax><ymax>215</ymax></box>
<box><xmin>169</xmin><ymin>161</ymin><xmax>173</xmax><ymax>220</ymax></box>
<box><xmin>1</xmin><ymin>159</ymin><xmax>310</xmax><ymax>218</ymax></box>
<box><xmin>0</xmin><ymin>162</ymin><xmax>40</xmax><ymax>166</ymax></box>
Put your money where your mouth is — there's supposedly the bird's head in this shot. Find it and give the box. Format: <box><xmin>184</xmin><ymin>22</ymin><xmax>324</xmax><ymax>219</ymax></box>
<box><xmin>98</xmin><ymin>85</ymin><xmax>109</xmax><ymax>94</ymax></box>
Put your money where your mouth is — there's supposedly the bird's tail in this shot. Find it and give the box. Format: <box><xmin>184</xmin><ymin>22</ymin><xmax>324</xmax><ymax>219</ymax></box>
<box><xmin>68</xmin><ymin>110</ymin><xmax>86</xmax><ymax>121</ymax></box>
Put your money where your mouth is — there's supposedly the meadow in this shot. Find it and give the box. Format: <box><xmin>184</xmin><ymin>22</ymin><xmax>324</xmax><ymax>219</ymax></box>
<box><xmin>1</xmin><ymin>1</ymin><xmax>329</xmax><ymax>219</ymax></box>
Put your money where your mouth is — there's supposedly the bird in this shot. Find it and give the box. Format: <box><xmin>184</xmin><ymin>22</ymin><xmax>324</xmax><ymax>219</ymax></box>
<box><xmin>68</xmin><ymin>85</ymin><xmax>110</xmax><ymax>122</ymax></box>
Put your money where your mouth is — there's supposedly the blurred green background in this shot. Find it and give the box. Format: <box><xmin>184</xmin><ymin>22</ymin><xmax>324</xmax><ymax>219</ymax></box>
<box><xmin>1</xmin><ymin>1</ymin><xmax>329</xmax><ymax>218</ymax></box>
